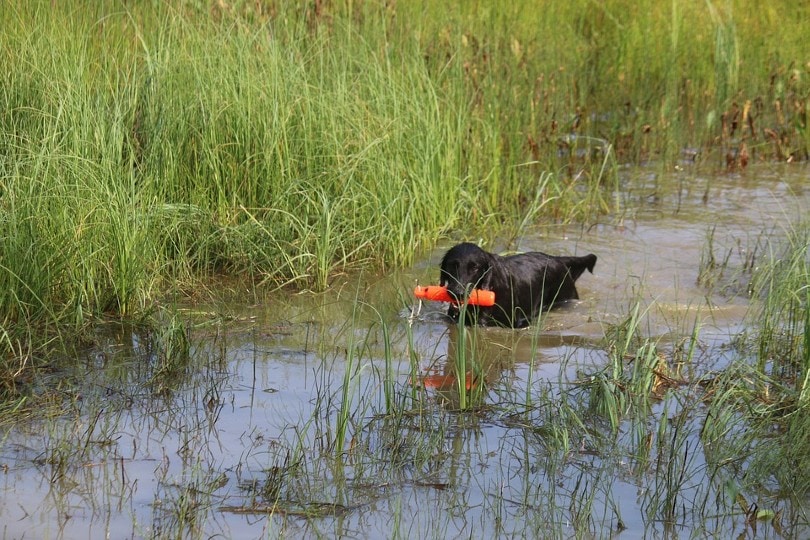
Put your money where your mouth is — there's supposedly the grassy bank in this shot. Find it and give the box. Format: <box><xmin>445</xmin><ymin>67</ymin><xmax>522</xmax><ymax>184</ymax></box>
<box><xmin>1</xmin><ymin>0</ymin><xmax>808</xmax><ymax>393</ymax></box>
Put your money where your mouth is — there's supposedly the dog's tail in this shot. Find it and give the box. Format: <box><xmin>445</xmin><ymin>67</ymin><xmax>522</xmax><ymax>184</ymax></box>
<box><xmin>561</xmin><ymin>254</ymin><xmax>597</xmax><ymax>281</ymax></box>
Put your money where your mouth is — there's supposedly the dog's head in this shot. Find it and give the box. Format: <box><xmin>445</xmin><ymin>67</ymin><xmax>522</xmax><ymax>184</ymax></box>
<box><xmin>439</xmin><ymin>242</ymin><xmax>493</xmax><ymax>301</ymax></box>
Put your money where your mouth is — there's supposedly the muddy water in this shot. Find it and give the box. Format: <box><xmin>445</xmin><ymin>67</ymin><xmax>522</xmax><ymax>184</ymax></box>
<box><xmin>1</xmin><ymin>164</ymin><xmax>808</xmax><ymax>539</ymax></box>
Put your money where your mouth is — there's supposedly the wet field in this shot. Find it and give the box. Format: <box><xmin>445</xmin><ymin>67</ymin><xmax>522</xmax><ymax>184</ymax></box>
<box><xmin>1</xmin><ymin>163</ymin><xmax>809</xmax><ymax>538</ymax></box>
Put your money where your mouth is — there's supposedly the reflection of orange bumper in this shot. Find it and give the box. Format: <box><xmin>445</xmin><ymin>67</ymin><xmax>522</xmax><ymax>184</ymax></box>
<box><xmin>411</xmin><ymin>372</ymin><xmax>479</xmax><ymax>391</ymax></box>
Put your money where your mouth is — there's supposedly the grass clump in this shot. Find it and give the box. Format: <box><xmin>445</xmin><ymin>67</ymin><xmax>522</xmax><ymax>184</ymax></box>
<box><xmin>751</xmin><ymin>223</ymin><xmax>810</xmax><ymax>378</ymax></box>
<box><xmin>700</xmin><ymin>222</ymin><xmax>810</xmax><ymax>504</ymax></box>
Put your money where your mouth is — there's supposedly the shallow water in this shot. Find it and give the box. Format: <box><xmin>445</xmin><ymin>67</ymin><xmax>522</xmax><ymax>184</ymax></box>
<box><xmin>1</xmin><ymin>163</ymin><xmax>809</xmax><ymax>539</ymax></box>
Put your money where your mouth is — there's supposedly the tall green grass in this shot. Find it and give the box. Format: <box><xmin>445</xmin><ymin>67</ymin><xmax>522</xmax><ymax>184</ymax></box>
<box><xmin>1</xmin><ymin>0</ymin><xmax>808</xmax><ymax>390</ymax></box>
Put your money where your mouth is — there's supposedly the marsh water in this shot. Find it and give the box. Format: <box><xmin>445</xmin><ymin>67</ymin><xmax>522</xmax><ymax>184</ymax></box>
<box><xmin>2</xmin><ymin>163</ymin><xmax>809</xmax><ymax>539</ymax></box>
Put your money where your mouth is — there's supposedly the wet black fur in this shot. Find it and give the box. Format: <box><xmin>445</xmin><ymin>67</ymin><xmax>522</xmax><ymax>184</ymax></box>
<box><xmin>439</xmin><ymin>242</ymin><xmax>597</xmax><ymax>328</ymax></box>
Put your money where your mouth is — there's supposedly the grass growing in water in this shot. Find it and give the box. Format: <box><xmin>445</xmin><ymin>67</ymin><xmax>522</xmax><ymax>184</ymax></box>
<box><xmin>5</xmin><ymin>258</ymin><xmax>810</xmax><ymax>537</ymax></box>
<box><xmin>702</xmin><ymin>221</ymin><xmax>810</xmax><ymax>499</ymax></box>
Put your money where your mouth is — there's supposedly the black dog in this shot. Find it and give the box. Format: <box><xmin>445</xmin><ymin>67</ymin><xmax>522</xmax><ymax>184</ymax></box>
<box><xmin>439</xmin><ymin>242</ymin><xmax>597</xmax><ymax>328</ymax></box>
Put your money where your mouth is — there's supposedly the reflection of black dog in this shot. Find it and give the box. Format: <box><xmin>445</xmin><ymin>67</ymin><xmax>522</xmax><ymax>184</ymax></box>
<box><xmin>439</xmin><ymin>242</ymin><xmax>597</xmax><ymax>328</ymax></box>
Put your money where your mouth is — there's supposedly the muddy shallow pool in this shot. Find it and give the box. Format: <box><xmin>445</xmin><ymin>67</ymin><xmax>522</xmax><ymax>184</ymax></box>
<box><xmin>1</xmin><ymin>163</ymin><xmax>809</xmax><ymax>539</ymax></box>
